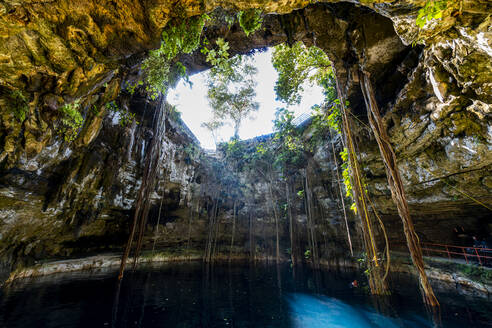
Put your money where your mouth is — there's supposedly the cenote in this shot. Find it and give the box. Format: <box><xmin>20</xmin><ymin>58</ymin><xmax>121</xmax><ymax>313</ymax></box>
<box><xmin>1</xmin><ymin>263</ymin><xmax>491</xmax><ymax>328</ymax></box>
<box><xmin>1</xmin><ymin>0</ymin><xmax>491</xmax><ymax>327</ymax></box>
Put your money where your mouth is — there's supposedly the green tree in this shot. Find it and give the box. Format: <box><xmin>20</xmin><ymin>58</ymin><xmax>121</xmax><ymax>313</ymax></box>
<box><xmin>272</xmin><ymin>108</ymin><xmax>305</xmax><ymax>174</ymax></box>
<box><xmin>206</xmin><ymin>55</ymin><xmax>259</xmax><ymax>139</ymax></box>
<box><xmin>272</xmin><ymin>42</ymin><xmax>334</xmax><ymax>105</ymax></box>
<box><xmin>201</xmin><ymin>119</ymin><xmax>225</xmax><ymax>146</ymax></box>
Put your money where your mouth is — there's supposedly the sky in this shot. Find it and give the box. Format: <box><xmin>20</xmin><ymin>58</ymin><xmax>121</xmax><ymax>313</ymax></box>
<box><xmin>167</xmin><ymin>48</ymin><xmax>325</xmax><ymax>150</ymax></box>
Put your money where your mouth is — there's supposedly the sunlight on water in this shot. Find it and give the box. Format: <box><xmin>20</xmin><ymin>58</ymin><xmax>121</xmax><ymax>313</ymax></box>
<box><xmin>287</xmin><ymin>294</ymin><xmax>426</xmax><ymax>328</ymax></box>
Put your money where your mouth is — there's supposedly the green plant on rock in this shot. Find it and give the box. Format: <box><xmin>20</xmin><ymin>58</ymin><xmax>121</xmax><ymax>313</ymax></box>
<box><xmin>272</xmin><ymin>108</ymin><xmax>305</xmax><ymax>171</ymax></box>
<box><xmin>339</xmin><ymin>147</ymin><xmax>357</xmax><ymax>213</ymax></box>
<box><xmin>168</xmin><ymin>105</ymin><xmax>182</xmax><ymax>122</ymax></box>
<box><xmin>141</xmin><ymin>14</ymin><xmax>209</xmax><ymax>96</ymax></box>
<box><xmin>125</xmin><ymin>80</ymin><xmax>143</xmax><ymax>96</ymax></box>
<box><xmin>237</xmin><ymin>9</ymin><xmax>263</xmax><ymax>36</ymax></box>
<box><xmin>58</xmin><ymin>101</ymin><xmax>83</xmax><ymax>142</ymax></box>
<box><xmin>105</xmin><ymin>101</ymin><xmax>138</xmax><ymax>127</ymax></box>
<box><xmin>416</xmin><ymin>0</ymin><xmax>448</xmax><ymax>28</ymax></box>
<box><xmin>6</xmin><ymin>89</ymin><xmax>29</xmax><ymax>122</ymax></box>
<box><xmin>183</xmin><ymin>143</ymin><xmax>201</xmax><ymax>162</ymax></box>
<box><xmin>201</xmin><ymin>37</ymin><xmax>230</xmax><ymax>68</ymax></box>
<box><xmin>456</xmin><ymin>264</ymin><xmax>492</xmax><ymax>283</ymax></box>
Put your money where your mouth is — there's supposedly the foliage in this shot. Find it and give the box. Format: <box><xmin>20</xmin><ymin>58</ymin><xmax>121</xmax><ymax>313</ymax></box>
<box><xmin>416</xmin><ymin>0</ymin><xmax>448</xmax><ymax>28</ymax></box>
<box><xmin>224</xmin><ymin>139</ymin><xmax>246</xmax><ymax>159</ymax></box>
<box><xmin>141</xmin><ymin>14</ymin><xmax>208</xmax><ymax>96</ymax></box>
<box><xmin>201</xmin><ymin>120</ymin><xmax>224</xmax><ymax>146</ymax></box>
<box><xmin>183</xmin><ymin>143</ymin><xmax>201</xmax><ymax>162</ymax></box>
<box><xmin>237</xmin><ymin>9</ymin><xmax>263</xmax><ymax>36</ymax></box>
<box><xmin>455</xmin><ymin>264</ymin><xmax>492</xmax><ymax>283</ymax></box>
<box><xmin>201</xmin><ymin>37</ymin><xmax>230</xmax><ymax>67</ymax></box>
<box><xmin>125</xmin><ymin>81</ymin><xmax>143</xmax><ymax>96</ymax></box>
<box><xmin>272</xmin><ymin>42</ymin><xmax>333</xmax><ymax>105</ymax></box>
<box><xmin>168</xmin><ymin>105</ymin><xmax>182</xmax><ymax>122</ymax></box>
<box><xmin>339</xmin><ymin>147</ymin><xmax>357</xmax><ymax>213</ymax></box>
<box><xmin>6</xmin><ymin>89</ymin><xmax>29</xmax><ymax>122</ymax></box>
<box><xmin>58</xmin><ymin>101</ymin><xmax>83</xmax><ymax>142</ymax></box>
<box><xmin>272</xmin><ymin>108</ymin><xmax>305</xmax><ymax>172</ymax></box>
<box><xmin>105</xmin><ymin>101</ymin><xmax>138</xmax><ymax>127</ymax></box>
<box><xmin>304</xmin><ymin>249</ymin><xmax>311</xmax><ymax>259</ymax></box>
<box><xmin>206</xmin><ymin>54</ymin><xmax>259</xmax><ymax>139</ymax></box>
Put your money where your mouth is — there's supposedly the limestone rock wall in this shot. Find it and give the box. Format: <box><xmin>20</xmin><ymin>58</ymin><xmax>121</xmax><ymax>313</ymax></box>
<box><xmin>0</xmin><ymin>1</ymin><xmax>490</xmax><ymax>271</ymax></box>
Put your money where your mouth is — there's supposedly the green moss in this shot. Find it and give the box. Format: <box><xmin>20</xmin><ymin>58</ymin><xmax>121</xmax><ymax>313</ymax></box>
<box><xmin>237</xmin><ymin>9</ymin><xmax>263</xmax><ymax>36</ymax></box>
<box><xmin>456</xmin><ymin>264</ymin><xmax>492</xmax><ymax>284</ymax></box>
<box><xmin>416</xmin><ymin>0</ymin><xmax>448</xmax><ymax>28</ymax></box>
<box><xmin>58</xmin><ymin>101</ymin><xmax>84</xmax><ymax>142</ymax></box>
<box><xmin>448</xmin><ymin>111</ymin><xmax>485</xmax><ymax>140</ymax></box>
<box><xmin>2</xmin><ymin>89</ymin><xmax>29</xmax><ymax>122</ymax></box>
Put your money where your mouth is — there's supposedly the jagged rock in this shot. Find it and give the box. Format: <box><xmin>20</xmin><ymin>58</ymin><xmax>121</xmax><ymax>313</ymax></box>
<box><xmin>0</xmin><ymin>1</ymin><xmax>490</xmax><ymax>275</ymax></box>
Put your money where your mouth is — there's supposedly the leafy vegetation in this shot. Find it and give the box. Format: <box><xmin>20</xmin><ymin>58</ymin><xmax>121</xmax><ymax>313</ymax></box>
<box><xmin>201</xmin><ymin>37</ymin><xmax>230</xmax><ymax>67</ymax></box>
<box><xmin>168</xmin><ymin>105</ymin><xmax>182</xmax><ymax>122</ymax></box>
<box><xmin>272</xmin><ymin>108</ymin><xmax>306</xmax><ymax>173</ymax></box>
<box><xmin>141</xmin><ymin>14</ymin><xmax>209</xmax><ymax>97</ymax></box>
<box><xmin>105</xmin><ymin>101</ymin><xmax>138</xmax><ymax>127</ymax></box>
<box><xmin>5</xmin><ymin>89</ymin><xmax>29</xmax><ymax>122</ymax></box>
<box><xmin>58</xmin><ymin>101</ymin><xmax>83</xmax><ymax>142</ymax></box>
<box><xmin>272</xmin><ymin>42</ymin><xmax>333</xmax><ymax>105</ymax></box>
<box><xmin>125</xmin><ymin>81</ymin><xmax>143</xmax><ymax>96</ymax></box>
<box><xmin>201</xmin><ymin>120</ymin><xmax>224</xmax><ymax>146</ymax></box>
<box><xmin>237</xmin><ymin>9</ymin><xmax>263</xmax><ymax>36</ymax></box>
<box><xmin>416</xmin><ymin>0</ymin><xmax>448</xmax><ymax>28</ymax></box>
<box><xmin>183</xmin><ymin>143</ymin><xmax>201</xmax><ymax>162</ymax></box>
<box><xmin>456</xmin><ymin>264</ymin><xmax>492</xmax><ymax>283</ymax></box>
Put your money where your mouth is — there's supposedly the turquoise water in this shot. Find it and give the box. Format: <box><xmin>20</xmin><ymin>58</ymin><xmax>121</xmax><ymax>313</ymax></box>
<box><xmin>0</xmin><ymin>262</ymin><xmax>490</xmax><ymax>327</ymax></box>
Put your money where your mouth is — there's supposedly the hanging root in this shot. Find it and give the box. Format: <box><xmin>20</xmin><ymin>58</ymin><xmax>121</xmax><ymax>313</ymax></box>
<box><xmin>329</xmin><ymin>127</ymin><xmax>354</xmax><ymax>257</ymax></box>
<box><xmin>367</xmin><ymin>195</ymin><xmax>391</xmax><ymax>281</ymax></box>
<box><xmin>360</xmin><ymin>71</ymin><xmax>439</xmax><ymax>307</ymax></box>
<box><xmin>336</xmin><ymin>80</ymin><xmax>389</xmax><ymax>295</ymax></box>
<box><xmin>118</xmin><ymin>99</ymin><xmax>166</xmax><ymax>280</ymax></box>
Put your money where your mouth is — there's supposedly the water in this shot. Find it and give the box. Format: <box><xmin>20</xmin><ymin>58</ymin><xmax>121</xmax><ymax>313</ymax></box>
<box><xmin>0</xmin><ymin>262</ymin><xmax>490</xmax><ymax>328</ymax></box>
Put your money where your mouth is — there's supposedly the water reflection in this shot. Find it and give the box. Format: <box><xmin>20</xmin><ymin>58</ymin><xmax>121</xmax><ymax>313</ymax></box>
<box><xmin>0</xmin><ymin>263</ymin><xmax>490</xmax><ymax>328</ymax></box>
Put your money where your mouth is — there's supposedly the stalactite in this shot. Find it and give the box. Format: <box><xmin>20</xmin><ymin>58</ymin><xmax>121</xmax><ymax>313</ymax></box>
<box><xmin>360</xmin><ymin>71</ymin><xmax>439</xmax><ymax>307</ymax></box>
